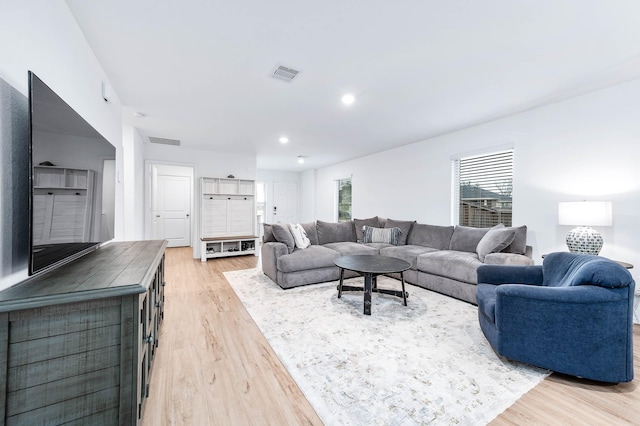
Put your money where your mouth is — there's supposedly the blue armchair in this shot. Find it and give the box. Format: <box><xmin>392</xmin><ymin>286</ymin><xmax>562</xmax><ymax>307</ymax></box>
<box><xmin>476</xmin><ymin>252</ymin><xmax>635</xmax><ymax>383</ymax></box>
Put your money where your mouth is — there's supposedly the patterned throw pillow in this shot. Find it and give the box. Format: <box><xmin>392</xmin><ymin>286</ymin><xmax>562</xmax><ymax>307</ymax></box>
<box><xmin>362</xmin><ymin>226</ymin><xmax>401</xmax><ymax>245</ymax></box>
<box><xmin>289</xmin><ymin>223</ymin><xmax>311</xmax><ymax>249</ymax></box>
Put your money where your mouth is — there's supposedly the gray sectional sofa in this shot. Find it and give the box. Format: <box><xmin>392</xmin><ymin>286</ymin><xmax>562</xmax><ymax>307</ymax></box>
<box><xmin>261</xmin><ymin>217</ymin><xmax>533</xmax><ymax>304</ymax></box>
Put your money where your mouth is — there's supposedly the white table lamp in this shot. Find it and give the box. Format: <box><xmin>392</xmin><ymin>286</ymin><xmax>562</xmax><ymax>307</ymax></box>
<box><xmin>558</xmin><ymin>201</ymin><xmax>612</xmax><ymax>255</ymax></box>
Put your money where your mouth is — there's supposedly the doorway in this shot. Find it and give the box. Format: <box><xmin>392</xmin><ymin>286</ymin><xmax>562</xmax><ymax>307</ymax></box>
<box><xmin>272</xmin><ymin>181</ymin><xmax>298</xmax><ymax>224</ymax></box>
<box><xmin>147</xmin><ymin>163</ymin><xmax>194</xmax><ymax>247</ymax></box>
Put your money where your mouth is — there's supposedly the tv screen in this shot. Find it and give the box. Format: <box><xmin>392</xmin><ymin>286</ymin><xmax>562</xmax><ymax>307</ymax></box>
<box><xmin>28</xmin><ymin>71</ymin><xmax>116</xmax><ymax>275</ymax></box>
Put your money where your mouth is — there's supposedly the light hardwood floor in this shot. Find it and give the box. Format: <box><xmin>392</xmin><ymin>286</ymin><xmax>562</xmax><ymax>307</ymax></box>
<box><xmin>143</xmin><ymin>247</ymin><xmax>639</xmax><ymax>425</ymax></box>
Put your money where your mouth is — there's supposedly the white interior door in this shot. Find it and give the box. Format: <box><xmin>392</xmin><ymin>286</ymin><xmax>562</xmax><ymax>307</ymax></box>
<box><xmin>273</xmin><ymin>181</ymin><xmax>298</xmax><ymax>224</ymax></box>
<box><xmin>153</xmin><ymin>173</ymin><xmax>192</xmax><ymax>247</ymax></box>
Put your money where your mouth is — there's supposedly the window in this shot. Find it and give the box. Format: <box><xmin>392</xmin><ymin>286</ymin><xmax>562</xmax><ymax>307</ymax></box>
<box><xmin>452</xmin><ymin>149</ymin><xmax>513</xmax><ymax>227</ymax></box>
<box><xmin>336</xmin><ymin>178</ymin><xmax>352</xmax><ymax>222</ymax></box>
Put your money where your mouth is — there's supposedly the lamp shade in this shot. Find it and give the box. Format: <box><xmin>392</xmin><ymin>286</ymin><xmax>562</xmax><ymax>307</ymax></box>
<box><xmin>558</xmin><ymin>201</ymin><xmax>612</xmax><ymax>226</ymax></box>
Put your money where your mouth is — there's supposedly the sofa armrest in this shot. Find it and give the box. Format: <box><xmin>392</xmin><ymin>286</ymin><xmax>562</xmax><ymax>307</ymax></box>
<box><xmin>484</xmin><ymin>252</ymin><xmax>534</xmax><ymax>266</ymax></box>
<box><xmin>477</xmin><ymin>264</ymin><xmax>543</xmax><ymax>286</ymax></box>
<box><xmin>261</xmin><ymin>241</ymin><xmax>288</xmax><ymax>283</ymax></box>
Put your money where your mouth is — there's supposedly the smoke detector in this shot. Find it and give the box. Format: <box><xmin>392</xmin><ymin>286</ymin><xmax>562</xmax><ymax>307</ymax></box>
<box><xmin>271</xmin><ymin>65</ymin><xmax>300</xmax><ymax>82</ymax></box>
<box><xmin>149</xmin><ymin>137</ymin><xmax>180</xmax><ymax>146</ymax></box>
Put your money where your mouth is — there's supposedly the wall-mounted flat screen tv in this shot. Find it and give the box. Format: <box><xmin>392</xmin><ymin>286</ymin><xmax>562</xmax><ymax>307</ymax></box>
<box><xmin>28</xmin><ymin>71</ymin><xmax>116</xmax><ymax>275</ymax></box>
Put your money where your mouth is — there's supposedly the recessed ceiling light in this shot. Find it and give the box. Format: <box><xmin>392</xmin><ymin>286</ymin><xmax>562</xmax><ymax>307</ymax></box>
<box><xmin>341</xmin><ymin>94</ymin><xmax>356</xmax><ymax>105</ymax></box>
<box><xmin>279</xmin><ymin>136</ymin><xmax>289</xmax><ymax>144</ymax></box>
<box><xmin>297</xmin><ymin>156</ymin><xmax>305</xmax><ymax>164</ymax></box>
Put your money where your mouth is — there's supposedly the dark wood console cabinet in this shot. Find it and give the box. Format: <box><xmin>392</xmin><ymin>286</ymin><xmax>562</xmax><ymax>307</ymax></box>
<box><xmin>0</xmin><ymin>240</ymin><xmax>167</xmax><ymax>425</ymax></box>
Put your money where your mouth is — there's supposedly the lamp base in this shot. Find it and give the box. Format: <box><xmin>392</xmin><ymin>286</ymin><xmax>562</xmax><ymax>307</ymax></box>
<box><xmin>566</xmin><ymin>226</ymin><xmax>603</xmax><ymax>255</ymax></box>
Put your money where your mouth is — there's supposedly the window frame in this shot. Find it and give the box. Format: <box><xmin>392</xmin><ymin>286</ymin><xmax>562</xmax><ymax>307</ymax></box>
<box><xmin>452</xmin><ymin>148</ymin><xmax>514</xmax><ymax>228</ymax></box>
<box><xmin>335</xmin><ymin>177</ymin><xmax>352</xmax><ymax>222</ymax></box>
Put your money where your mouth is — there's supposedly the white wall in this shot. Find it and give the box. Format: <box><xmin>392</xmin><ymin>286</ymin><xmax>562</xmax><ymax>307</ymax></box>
<box><xmin>145</xmin><ymin>142</ymin><xmax>257</xmax><ymax>259</ymax></box>
<box><xmin>0</xmin><ymin>0</ymin><xmax>123</xmax><ymax>290</ymax></box>
<box><xmin>299</xmin><ymin>169</ymin><xmax>317</xmax><ymax>222</ymax></box>
<box><xmin>145</xmin><ymin>142</ymin><xmax>257</xmax><ymax>180</ymax></box>
<box><xmin>123</xmin><ymin>125</ymin><xmax>145</xmax><ymax>241</ymax></box>
<box><xmin>311</xmin><ymin>79</ymin><xmax>640</xmax><ymax>280</ymax></box>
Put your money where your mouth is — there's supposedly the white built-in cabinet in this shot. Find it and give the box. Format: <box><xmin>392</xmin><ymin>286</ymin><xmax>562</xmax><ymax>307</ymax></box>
<box><xmin>200</xmin><ymin>177</ymin><xmax>258</xmax><ymax>261</ymax></box>
<box><xmin>32</xmin><ymin>166</ymin><xmax>94</xmax><ymax>245</ymax></box>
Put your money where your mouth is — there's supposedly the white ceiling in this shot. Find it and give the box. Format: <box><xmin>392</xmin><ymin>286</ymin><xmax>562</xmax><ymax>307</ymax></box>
<box><xmin>65</xmin><ymin>0</ymin><xmax>640</xmax><ymax>171</ymax></box>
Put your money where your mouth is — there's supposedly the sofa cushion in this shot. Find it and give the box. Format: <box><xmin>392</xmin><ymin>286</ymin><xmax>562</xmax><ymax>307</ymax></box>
<box><xmin>504</xmin><ymin>225</ymin><xmax>527</xmax><ymax>254</ymax></box>
<box><xmin>277</xmin><ymin>245</ymin><xmax>341</xmax><ymax>273</ymax></box>
<box><xmin>354</xmin><ymin>216</ymin><xmax>380</xmax><ymax>242</ymax></box>
<box><xmin>272</xmin><ymin>223</ymin><xmax>295</xmax><ymax>253</ymax></box>
<box><xmin>317</xmin><ymin>220</ymin><xmax>356</xmax><ymax>244</ymax></box>
<box><xmin>407</xmin><ymin>223</ymin><xmax>455</xmax><ymax>249</ymax></box>
<box><xmin>384</xmin><ymin>219</ymin><xmax>415</xmax><ymax>245</ymax></box>
<box><xmin>289</xmin><ymin>223</ymin><xmax>311</xmax><ymax>249</ymax></box>
<box><xmin>362</xmin><ymin>242</ymin><xmax>393</xmax><ymax>252</ymax></box>
<box><xmin>363</xmin><ymin>226</ymin><xmax>401</xmax><ymax>245</ymax></box>
<box><xmin>417</xmin><ymin>250</ymin><xmax>483</xmax><ymax>284</ymax></box>
<box><xmin>483</xmin><ymin>252</ymin><xmax>535</xmax><ymax>266</ymax></box>
<box><xmin>380</xmin><ymin>245</ymin><xmax>439</xmax><ymax>270</ymax></box>
<box><xmin>449</xmin><ymin>226</ymin><xmax>491</xmax><ymax>252</ymax></box>
<box><xmin>323</xmin><ymin>242</ymin><xmax>378</xmax><ymax>256</ymax></box>
<box><xmin>263</xmin><ymin>223</ymin><xmax>277</xmax><ymax>243</ymax></box>
<box><xmin>476</xmin><ymin>226</ymin><xmax>516</xmax><ymax>262</ymax></box>
<box><xmin>300</xmin><ymin>221</ymin><xmax>319</xmax><ymax>245</ymax></box>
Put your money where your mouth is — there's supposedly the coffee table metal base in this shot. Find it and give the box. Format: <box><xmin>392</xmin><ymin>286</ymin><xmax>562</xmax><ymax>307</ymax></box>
<box><xmin>337</xmin><ymin>268</ymin><xmax>408</xmax><ymax>315</ymax></box>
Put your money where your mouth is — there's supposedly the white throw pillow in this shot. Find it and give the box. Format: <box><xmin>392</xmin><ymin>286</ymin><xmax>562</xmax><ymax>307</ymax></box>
<box><xmin>289</xmin><ymin>223</ymin><xmax>311</xmax><ymax>249</ymax></box>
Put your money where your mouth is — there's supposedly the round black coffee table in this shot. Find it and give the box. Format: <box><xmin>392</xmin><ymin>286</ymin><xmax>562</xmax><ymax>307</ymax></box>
<box><xmin>334</xmin><ymin>255</ymin><xmax>411</xmax><ymax>315</ymax></box>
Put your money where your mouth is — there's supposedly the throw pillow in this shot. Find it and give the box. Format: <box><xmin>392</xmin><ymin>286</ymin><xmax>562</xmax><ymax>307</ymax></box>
<box><xmin>262</xmin><ymin>223</ymin><xmax>277</xmax><ymax>243</ymax></box>
<box><xmin>363</xmin><ymin>226</ymin><xmax>401</xmax><ymax>245</ymax></box>
<box><xmin>354</xmin><ymin>216</ymin><xmax>380</xmax><ymax>242</ymax></box>
<box><xmin>300</xmin><ymin>222</ymin><xmax>319</xmax><ymax>245</ymax></box>
<box><xmin>503</xmin><ymin>225</ymin><xmax>527</xmax><ymax>255</ymax></box>
<box><xmin>289</xmin><ymin>223</ymin><xmax>311</xmax><ymax>249</ymax></box>
<box><xmin>272</xmin><ymin>223</ymin><xmax>296</xmax><ymax>253</ymax></box>
<box><xmin>384</xmin><ymin>219</ymin><xmax>415</xmax><ymax>245</ymax></box>
<box><xmin>476</xmin><ymin>226</ymin><xmax>516</xmax><ymax>262</ymax></box>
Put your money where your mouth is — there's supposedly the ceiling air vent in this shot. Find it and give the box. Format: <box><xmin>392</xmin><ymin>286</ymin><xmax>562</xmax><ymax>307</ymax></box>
<box><xmin>149</xmin><ymin>137</ymin><xmax>180</xmax><ymax>146</ymax></box>
<box><xmin>272</xmin><ymin>65</ymin><xmax>300</xmax><ymax>82</ymax></box>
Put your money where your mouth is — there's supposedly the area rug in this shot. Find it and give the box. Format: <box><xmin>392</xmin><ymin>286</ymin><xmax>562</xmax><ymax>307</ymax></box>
<box><xmin>224</xmin><ymin>269</ymin><xmax>549</xmax><ymax>425</ymax></box>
